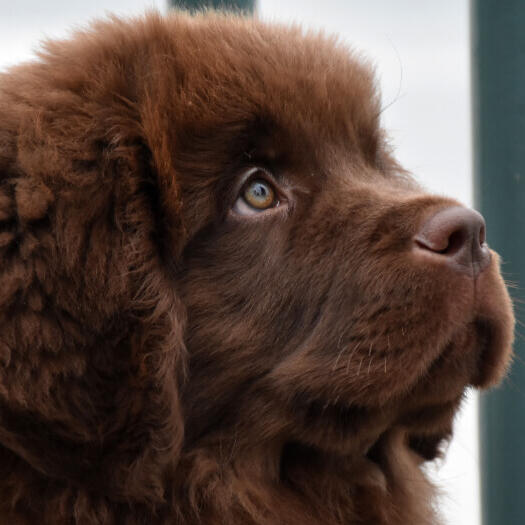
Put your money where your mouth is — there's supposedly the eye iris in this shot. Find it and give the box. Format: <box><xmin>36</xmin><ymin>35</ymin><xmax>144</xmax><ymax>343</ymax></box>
<box><xmin>243</xmin><ymin>180</ymin><xmax>275</xmax><ymax>209</ymax></box>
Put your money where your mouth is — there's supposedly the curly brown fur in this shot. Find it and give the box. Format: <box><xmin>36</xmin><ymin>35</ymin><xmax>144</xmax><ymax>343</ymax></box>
<box><xmin>0</xmin><ymin>11</ymin><xmax>514</xmax><ymax>525</ymax></box>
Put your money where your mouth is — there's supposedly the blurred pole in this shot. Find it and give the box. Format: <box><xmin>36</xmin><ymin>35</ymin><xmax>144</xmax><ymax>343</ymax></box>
<box><xmin>472</xmin><ymin>1</ymin><xmax>525</xmax><ymax>524</ymax></box>
<box><xmin>168</xmin><ymin>0</ymin><xmax>255</xmax><ymax>13</ymax></box>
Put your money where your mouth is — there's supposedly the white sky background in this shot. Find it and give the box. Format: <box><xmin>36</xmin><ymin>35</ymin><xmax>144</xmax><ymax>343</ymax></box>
<box><xmin>0</xmin><ymin>0</ymin><xmax>167</xmax><ymax>68</ymax></box>
<box><xmin>0</xmin><ymin>1</ymin><xmax>477</xmax><ymax>524</ymax></box>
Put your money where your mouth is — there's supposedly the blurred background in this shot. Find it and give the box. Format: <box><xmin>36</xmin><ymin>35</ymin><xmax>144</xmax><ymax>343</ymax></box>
<box><xmin>0</xmin><ymin>1</ymin><xmax>480</xmax><ymax>523</ymax></box>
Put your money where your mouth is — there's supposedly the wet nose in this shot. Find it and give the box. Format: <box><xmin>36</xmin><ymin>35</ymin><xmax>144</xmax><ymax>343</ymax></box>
<box><xmin>414</xmin><ymin>206</ymin><xmax>491</xmax><ymax>277</ymax></box>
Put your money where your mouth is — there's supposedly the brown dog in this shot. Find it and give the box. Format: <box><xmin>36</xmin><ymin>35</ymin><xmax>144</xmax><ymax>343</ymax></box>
<box><xmin>0</xmin><ymin>11</ymin><xmax>514</xmax><ymax>525</ymax></box>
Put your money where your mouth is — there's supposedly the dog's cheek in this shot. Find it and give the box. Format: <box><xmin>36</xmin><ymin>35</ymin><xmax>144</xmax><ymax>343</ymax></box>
<box><xmin>180</xmin><ymin>221</ymin><xmax>296</xmax><ymax>402</ymax></box>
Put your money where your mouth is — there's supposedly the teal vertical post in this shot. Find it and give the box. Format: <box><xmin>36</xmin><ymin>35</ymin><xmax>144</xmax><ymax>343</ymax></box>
<box><xmin>168</xmin><ymin>0</ymin><xmax>255</xmax><ymax>13</ymax></box>
<box><xmin>472</xmin><ymin>1</ymin><xmax>525</xmax><ymax>524</ymax></box>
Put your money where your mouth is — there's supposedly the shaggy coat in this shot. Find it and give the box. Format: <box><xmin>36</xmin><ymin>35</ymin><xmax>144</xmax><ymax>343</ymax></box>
<box><xmin>0</xmin><ymin>12</ymin><xmax>514</xmax><ymax>525</ymax></box>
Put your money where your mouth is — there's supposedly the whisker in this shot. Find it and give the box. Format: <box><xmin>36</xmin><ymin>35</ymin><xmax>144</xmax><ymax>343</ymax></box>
<box><xmin>332</xmin><ymin>342</ymin><xmax>347</xmax><ymax>371</ymax></box>
<box><xmin>357</xmin><ymin>357</ymin><xmax>364</xmax><ymax>376</ymax></box>
<box><xmin>346</xmin><ymin>343</ymin><xmax>361</xmax><ymax>374</ymax></box>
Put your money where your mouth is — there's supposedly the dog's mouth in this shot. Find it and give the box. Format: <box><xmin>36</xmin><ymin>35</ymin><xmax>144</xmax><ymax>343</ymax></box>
<box><xmin>282</xmin><ymin>317</ymin><xmax>498</xmax><ymax>467</ymax></box>
<box><xmin>273</xmin><ymin>261</ymin><xmax>514</xmax><ymax>479</ymax></box>
<box><xmin>274</xmin><ymin>320</ymin><xmax>508</xmax><ymax>498</ymax></box>
<box><xmin>360</xmin><ymin>316</ymin><xmax>506</xmax><ymax>460</ymax></box>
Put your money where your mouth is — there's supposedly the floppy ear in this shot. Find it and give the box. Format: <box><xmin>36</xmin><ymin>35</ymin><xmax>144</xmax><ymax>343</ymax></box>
<box><xmin>0</xmin><ymin>58</ymin><xmax>186</xmax><ymax>506</ymax></box>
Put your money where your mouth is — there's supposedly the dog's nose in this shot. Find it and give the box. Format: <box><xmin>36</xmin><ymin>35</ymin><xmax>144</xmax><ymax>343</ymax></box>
<box><xmin>414</xmin><ymin>206</ymin><xmax>491</xmax><ymax>277</ymax></box>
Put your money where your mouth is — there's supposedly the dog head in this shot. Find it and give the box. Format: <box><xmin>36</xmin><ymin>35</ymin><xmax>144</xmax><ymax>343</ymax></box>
<box><xmin>0</xmin><ymin>12</ymin><xmax>514</xmax><ymax>518</ymax></box>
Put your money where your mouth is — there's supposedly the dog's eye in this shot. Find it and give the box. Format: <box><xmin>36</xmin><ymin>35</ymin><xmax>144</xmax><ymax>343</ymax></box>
<box><xmin>233</xmin><ymin>170</ymin><xmax>280</xmax><ymax>216</ymax></box>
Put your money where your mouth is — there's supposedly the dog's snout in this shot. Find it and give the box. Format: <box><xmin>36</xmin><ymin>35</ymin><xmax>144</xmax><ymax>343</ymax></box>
<box><xmin>414</xmin><ymin>206</ymin><xmax>491</xmax><ymax>277</ymax></box>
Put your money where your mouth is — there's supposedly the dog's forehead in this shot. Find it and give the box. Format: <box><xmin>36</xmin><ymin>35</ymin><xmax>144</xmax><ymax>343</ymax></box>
<box><xmin>167</xmin><ymin>15</ymin><xmax>382</xmax><ymax>158</ymax></box>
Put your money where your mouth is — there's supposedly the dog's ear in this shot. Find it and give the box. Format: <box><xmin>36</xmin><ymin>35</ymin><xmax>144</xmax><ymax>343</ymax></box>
<box><xmin>0</xmin><ymin>50</ymin><xmax>186</xmax><ymax>505</ymax></box>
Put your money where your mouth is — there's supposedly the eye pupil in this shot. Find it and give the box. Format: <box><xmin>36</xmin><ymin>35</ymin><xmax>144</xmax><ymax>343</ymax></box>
<box><xmin>252</xmin><ymin>182</ymin><xmax>268</xmax><ymax>198</ymax></box>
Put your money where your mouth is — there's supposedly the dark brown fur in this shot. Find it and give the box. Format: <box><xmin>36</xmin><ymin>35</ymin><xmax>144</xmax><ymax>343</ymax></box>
<box><xmin>0</xmin><ymin>11</ymin><xmax>514</xmax><ymax>525</ymax></box>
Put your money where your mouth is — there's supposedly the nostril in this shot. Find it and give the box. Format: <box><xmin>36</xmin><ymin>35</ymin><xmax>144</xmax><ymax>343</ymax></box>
<box><xmin>414</xmin><ymin>206</ymin><xmax>491</xmax><ymax>277</ymax></box>
<box><xmin>442</xmin><ymin>228</ymin><xmax>469</xmax><ymax>256</ymax></box>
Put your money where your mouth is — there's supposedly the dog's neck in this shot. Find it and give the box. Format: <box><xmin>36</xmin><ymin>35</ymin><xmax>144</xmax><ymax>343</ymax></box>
<box><xmin>0</xmin><ymin>426</ymin><xmax>438</xmax><ymax>525</ymax></box>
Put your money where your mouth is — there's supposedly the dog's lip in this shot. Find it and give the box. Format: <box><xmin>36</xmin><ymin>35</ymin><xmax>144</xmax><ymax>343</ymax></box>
<box><xmin>469</xmin><ymin>319</ymin><xmax>492</xmax><ymax>386</ymax></box>
<box><xmin>468</xmin><ymin>257</ymin><xmax>514</xmax><ymax>388</ymax></box>
<box><xmin>469</xmin><ymin>316</ymin><xmax>511</xmax><ymax>388</ymax></box>
<box><xmin>473</xmin><ymin>255</ymin><xmax>514</xmax><ymax>385</ymax></box>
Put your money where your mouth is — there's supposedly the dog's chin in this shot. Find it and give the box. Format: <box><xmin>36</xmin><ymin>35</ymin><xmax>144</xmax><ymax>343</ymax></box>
<box><xmin>278</xmin><ymin>394</ymin><xmax>457</xmax><ymax>494</ymax></box>
<box><xmin>286</xmin><ymin>390</ymin><xmax>461</xmax><ymax>463</ymax></box>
